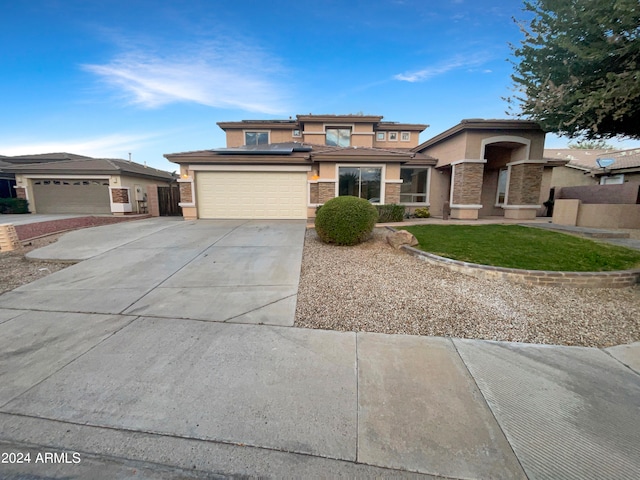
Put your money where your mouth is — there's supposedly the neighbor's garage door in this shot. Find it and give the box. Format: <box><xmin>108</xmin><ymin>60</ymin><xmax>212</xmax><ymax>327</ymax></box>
<box><xmin>32</xmin><ymin>179</ymin><xmax>111</xmax><ymax>214</ymax></box>
<box><xmin>196</xmin><ymin>171</ymin><xmax>307</xmax><ymax>219</ymax></box>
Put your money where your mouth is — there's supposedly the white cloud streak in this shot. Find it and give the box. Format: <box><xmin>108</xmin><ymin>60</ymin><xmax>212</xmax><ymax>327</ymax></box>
<box><xmin>394</xmin><ymin>55</ymin><xmax>489</xmax><ymax>82</ymax></box>
<box><xmin>82</xmin><ymin>40</ymin><xmax>289</xmax><ymax>114</ymax></box>
<box><xmin>0</xmin><ymin>133</ymin><xmax>160</xmax><ymax>159</ymax></box>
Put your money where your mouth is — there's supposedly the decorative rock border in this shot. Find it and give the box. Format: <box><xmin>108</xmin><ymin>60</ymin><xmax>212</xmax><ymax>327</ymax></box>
<box><xmin>386</xmin><ymin>227</ymin><xmax>640</xmax><ymax>288</ymax></box>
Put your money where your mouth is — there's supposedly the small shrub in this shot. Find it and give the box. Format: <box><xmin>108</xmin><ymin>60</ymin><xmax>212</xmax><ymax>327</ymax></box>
<box><xmin>0</xmin><ymin>198</ymin><xmax>29</xmax><ymax>214</ymax></box>
<box><xmin>375</xmin><ymin>204</ymin><xmax>405</xmax><ymax>223</ymax></box>
<box><xmin>315</xmin><ymin>196</ymin><xmax>378</xmax><ymax>246</ymax></box>
<box><xmin>413</xmin><ymin>207</ymin><xmax>430</xmax><ymax>218</ymax></box>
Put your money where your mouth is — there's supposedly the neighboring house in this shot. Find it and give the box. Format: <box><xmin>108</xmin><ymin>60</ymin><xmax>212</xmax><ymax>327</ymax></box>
<box><xmin>544</xmin><ymin>148</ymin><xmax>640</xmax><ymax>187</ymax></box>
<box><xmin>4</xmin><ymin>156</ymin><xmax>175</xmax><ymax>214</ymax></box>
<box><xmin>166</xmin><ymin>114</ymin><xmax>563</xmax><ymax>221</ymax></box>
<box><xmin>0</xmin><ymin>153</ymin><xmax>91</xmax><ymax>199</ymax></box>
<box><xmin>0</xmin><ymin>157</ymin><xmax>16</xmax><ymax>198</ymax></box>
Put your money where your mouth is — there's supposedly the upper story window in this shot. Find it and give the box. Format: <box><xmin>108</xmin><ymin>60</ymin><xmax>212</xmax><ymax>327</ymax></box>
<box><xmin>292</xmin><ymin>129</ymin><xmax>301</xmax><ymax>137</ymax></box>
<box><xmin>388</xmin><ymin>132</ymin><xmax>398</xmax><ymax>141</ymax></box>
<box><xmin>326</xmin><ymin>127</ymin><xmax>351</xmax><ymax>147</ymax></box>
<box><xmin>376</xmin><ymin>132</ymin><xmax>386</xmax><ymax>141</ymax></box>
<box><xmin>400</xmin><ymin>132</ymin><xmax>410</xmax><ymax>142</ymax></box>
<box><xmin>245</xmin><ymin>131</ymin><xmax>269</xmax><ymax>145</ymax></box>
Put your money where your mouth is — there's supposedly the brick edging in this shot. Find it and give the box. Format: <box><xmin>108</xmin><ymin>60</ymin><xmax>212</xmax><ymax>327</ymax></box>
<box><xmin>386</xmin><ymin>227</ymin><xmax>640</xmax><ymax>288</ymax></box>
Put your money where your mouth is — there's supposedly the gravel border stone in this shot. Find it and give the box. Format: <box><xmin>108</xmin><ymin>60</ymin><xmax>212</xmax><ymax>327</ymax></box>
<box><xmin>294</xmin><ymin>228</ymin><xmax>640</xmax><ymax>348</ymax></box>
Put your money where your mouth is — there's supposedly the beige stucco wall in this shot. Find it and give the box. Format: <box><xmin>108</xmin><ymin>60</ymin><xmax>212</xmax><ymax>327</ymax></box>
<box><xmin>427</xmin><ymin>169</ymin><xmax>451</xmax><ymax>217</ymax></box>
<box><xmin>464</xmin><ymin>130</ymin><xmax>545</xmax><ymax>160</ymax></box>
<box><xmin>551</xmin><ymin>166</ymin><xmax>596</xmax><ymax>188</ymax></box>
<box><xmin>319</xmin><ymin>162</ymin><xmax>336</xmax><ymax>180</ymax></box>
<box><xmin>577</xmin><ymin>204</ymin><xmax>640</xmax><ymax>228</ymax></box>
<box><xmin>421</xmin><ymin>132</ymin><xmax>468</xmax><ymax>167</ymax></box>
<box><xmin>385</xmin><ymin>164</ymin><xmax>401</xmax><ymax>180</ymax></box>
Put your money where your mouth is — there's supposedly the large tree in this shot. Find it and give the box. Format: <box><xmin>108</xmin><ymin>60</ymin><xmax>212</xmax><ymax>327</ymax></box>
<box><xmin>508</xmin><ymin>0</ymin><xmax>640</xmax><ymax>139</ymax></box>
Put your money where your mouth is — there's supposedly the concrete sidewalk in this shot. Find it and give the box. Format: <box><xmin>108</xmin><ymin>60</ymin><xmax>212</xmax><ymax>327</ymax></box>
<box><xmin>1</xmin><ymin>220</ymin><xmax>639</xmax><ymax>479</ymax></box>
<box><xmin>523</xmin><ymin>222</ymin><xmax>640</xmax><ymax>251</ymax></box>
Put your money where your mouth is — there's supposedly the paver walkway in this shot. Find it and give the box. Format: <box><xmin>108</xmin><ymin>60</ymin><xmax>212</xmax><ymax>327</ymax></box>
<box><xmin>1</xmin><ymin>218</ymin><xmax>639</xmax><ymax>479</ymax></box>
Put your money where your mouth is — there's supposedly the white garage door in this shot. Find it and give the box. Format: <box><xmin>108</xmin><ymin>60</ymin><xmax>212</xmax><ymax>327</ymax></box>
<box><xmin>32</xmin><ymin>179</ymin><xmax>111</xmax><ymax>214</ymax></box>
<box><xmin>196</xmin><ymin>171</ymin><xmax>307</xmax><ymax>219</ymax></box>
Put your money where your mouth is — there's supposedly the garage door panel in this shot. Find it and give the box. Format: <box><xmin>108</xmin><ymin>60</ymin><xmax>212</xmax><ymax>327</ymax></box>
<box><xmin>196</xmin><ymin>172</ymin><xmax>307</xmax><ymax>219</ymax></box>
<box><xmin>32</xmin><ymin>180</ymin><xmax>111</xmax><ymax>214</ymax></box>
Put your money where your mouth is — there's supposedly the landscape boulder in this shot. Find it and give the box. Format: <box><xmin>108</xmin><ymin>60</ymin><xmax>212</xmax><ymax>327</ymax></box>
<box><xmin>386</xmin><ymin>230</ymin><xmax>419</xmax><ymax>249</ymax></box>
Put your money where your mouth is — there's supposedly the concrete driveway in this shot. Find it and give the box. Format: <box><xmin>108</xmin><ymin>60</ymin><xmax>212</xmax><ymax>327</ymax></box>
<box><xmin>1</xmin><ymin>218</ymin><xmax>639</xmax><ymax>479</ymax></box>
<box><xmin>1</xmin><ymin>218</ymin><xmax>304</xmax><ymax>326</ymax></box>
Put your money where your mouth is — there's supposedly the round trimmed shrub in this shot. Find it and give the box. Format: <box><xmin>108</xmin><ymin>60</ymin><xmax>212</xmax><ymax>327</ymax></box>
<box><xmin>315</xmin><ymin>196</ymin><xmax>378</xmax><ymax>246</ymax></box>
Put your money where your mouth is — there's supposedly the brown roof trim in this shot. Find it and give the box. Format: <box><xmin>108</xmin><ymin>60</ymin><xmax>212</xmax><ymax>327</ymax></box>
<box><xmin>165</xmin><ymin>150</ymin><xmax>312</xmax><ymax>165</ymax></box>
<box><xmin>296</xmin><ymin>114</ymin><xmax>383</xmax><ymax>123</ymax></box>
<box><xmin>413</xmin><ymin>119</ymin><xmax>543</xmax><ymax>152</ymax></box>
<box><xmin>165</xmin><ymin>144</ymin><xmax>437</xmax><ymax>165</ymax></box>
<box><xmin>217</xmin><ymin>120</ymin><xmax>297</xmax><ymax>130</ymax></box>
<box><xmin>6</xmin><ymin>158</ymin><xmax>175</xmax><ymax>181</ymax></box>
<box><xmin>376</xmin><ymin>123</ymin><xmax>428</xmax><ymax>132</ymax></box>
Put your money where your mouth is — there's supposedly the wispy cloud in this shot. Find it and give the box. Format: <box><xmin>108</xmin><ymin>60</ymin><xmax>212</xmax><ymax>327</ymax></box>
<box><xmin>394</xmin><ymin>54</ymin><xmax>489</xmax><ymax>82</ymax></box>
<box><xmin>82</xmin><ymin>39</ymin><xmax>289</xmax><ymax>114</ymax></box>
<box><xmin>0</xmin><ymin>132</ymin><xmax>160</xmax><ymax>159</ymax></box>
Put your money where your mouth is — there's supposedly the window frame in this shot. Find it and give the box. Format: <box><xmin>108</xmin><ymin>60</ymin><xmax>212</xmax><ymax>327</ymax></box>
<box><xmin>325</xmin><ymin>126</ymin><xmax>352</xmax><ymax>147</ymax></box>
<box><xmin>292</xmin><ymin>128</ymin><xmax>301</xmax><ymax>138</ymax></box>
<box><xmin>244</xmin><ymin>130</ymin><xmax>270</xmax><ymax>146</ymax></box>
<box><xmin>388</xmin><ymin>131</ymin><xmax>398</xmax><ymax>141</ymax></box>
<box><xmin>335</xmin><ymin>164</ymin><xmax>385</xmax><ymax>204</ymax></box>
<box><xmin>400</xmin><ymin>131</ymin><xmax>411</xmax><ymax>142</ymax></box>
<box><xmin>495</xmin><ymin>168</ymin><xmax>509</xmax><ymax>206</ymax></box>
<box><xmin>600</xmin><ymin>174</ymin><xmax>624</xmax><ymax>185</ymax></box>
<box><xmin>399</xmin><ymin>166</ymin><xmax>430</xmax><ymax>205</ymax></box>
<box><xmin>376</xmin><ymin>132</ymin><xmax>386</xmax><ymax>141</ymax></box>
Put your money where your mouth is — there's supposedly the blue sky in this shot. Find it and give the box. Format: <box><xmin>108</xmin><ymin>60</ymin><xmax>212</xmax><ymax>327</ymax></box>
<box><xmin>2</xmin><ymin>0</ymin><xmax>638</xmax><ymax>172</ymax></box>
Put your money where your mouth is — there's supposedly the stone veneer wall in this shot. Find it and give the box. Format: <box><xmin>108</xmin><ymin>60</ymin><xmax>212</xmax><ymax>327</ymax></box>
<box><xmin>385</xmin><ymin>183</ymin><xmax>401</xmax><ymax>204</ymax></box>
<box><xmin>309</xmin><ymin>183</ymin><xmax>319</xmax><ymax>204</ymax></box>
<box><xmin>452</xmin><ymin>163</ymin><xmax>484</xmax><ymax>205</ymax></box>
<box><xmin>15</xmin><ymin>187</ymin><xmax>26</xmax><ymax>200</ymax></box>
<box><xmin>508</xmin><ymin>163</ymin><xmax>544</xmax><ymax>205</ymax></box>
<box><xmin>318</xmin><ymin>182</ymin><xmax>336</xmax><ymax>203</ymax></box>
<box><xmin>179</xmin><ymin>182</ymin><xmax>193</xmax><ymax>203</ymax></box>
<box><xmin>111</xmin><ymin>188</ymin><xmax>129</xmax><ymax>204</ymax></box>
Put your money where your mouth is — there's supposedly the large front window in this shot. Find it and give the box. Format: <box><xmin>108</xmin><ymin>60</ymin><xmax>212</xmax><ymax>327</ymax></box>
<box><xmin>245</xmin><ymin>131</ymin><xmax>269</xmax><ymax>145</ymax></box>
<box><xmin>339</xmin><ymin>166</ymin><xmax>381</xmax><ymax>202</ymax></box>
<box><xmin>326</xmin><ymin>128</ymin><xmax>351</xmax><ymax>147</ymax></box>
<box><xmin>400</xmin><ymin>167</ymin><xmax>429</xmax><ymax>203</ymax></box>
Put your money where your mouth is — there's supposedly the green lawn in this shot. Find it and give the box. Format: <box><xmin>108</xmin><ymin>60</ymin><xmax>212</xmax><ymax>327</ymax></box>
<box><xmin>401</xmin><ymin>224</ymin><xmax>640</xmax><ymax>272</ymax></box>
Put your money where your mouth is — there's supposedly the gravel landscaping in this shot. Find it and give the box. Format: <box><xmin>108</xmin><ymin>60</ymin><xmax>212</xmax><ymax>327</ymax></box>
<box><xmin>294</xmin><ymin>228</ymin><xmax>640</xmax><ymax>348</ymax></box>
<box><xmin>0</xmin><ymin>234</ymin><xmax>71</xmax><ymax>294</ymax></box>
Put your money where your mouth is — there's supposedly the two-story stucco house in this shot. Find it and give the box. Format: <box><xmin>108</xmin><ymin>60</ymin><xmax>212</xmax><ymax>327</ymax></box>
<box><xmin>166</xmin><ymin>114</ymin><xmax>559</xmax><ymax>221</ymax></box>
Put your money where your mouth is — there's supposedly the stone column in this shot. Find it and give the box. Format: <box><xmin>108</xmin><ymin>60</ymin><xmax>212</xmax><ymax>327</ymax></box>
<box><xmin>109</xmin><ymin>187</ymin><xmax>132</xmax><ymax>215</ymax></box>
<box><xmin>503</xmin><ymin>161</ymin><xmax>545</xmax><ymax>220</ymax></box>
<box><xmin>385</xmin><ymin>182</ymin><xmax>401</xmax><ymax>204</ymax></box>
<box><xmin>450</xmin><ymin>160</ymin><xmax>486</xmax><ymax>220</ymax></box>
<box><xmin>318</xmin><ymin>182</ymin><xmax>336</xmax><ymax>203</ymax></box>
<box><xmin>177</xmin><ymin>177</ymin><xmax>197</xmax><ymax>220</ymax></box>
<box><xmin>14</xmin><ymin>187</ymin><xmax>27</xmax><ymax>200</ymax></box>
